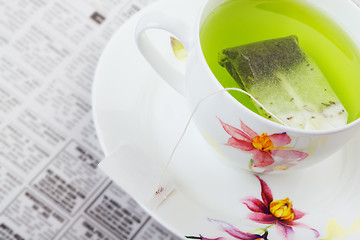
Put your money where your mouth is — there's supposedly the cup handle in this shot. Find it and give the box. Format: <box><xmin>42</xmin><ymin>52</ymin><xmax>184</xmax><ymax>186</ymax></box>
<box><xmin>135</xmin><ymin>10</ymin><xmax>194</xmax><ymax>96</ymax></box>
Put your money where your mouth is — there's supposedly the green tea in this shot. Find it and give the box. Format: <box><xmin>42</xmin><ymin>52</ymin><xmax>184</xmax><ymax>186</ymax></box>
<box><xmin>200</xmin><ymin>0</ymin><xmax>360</xmax><ymax>123</ymax></box>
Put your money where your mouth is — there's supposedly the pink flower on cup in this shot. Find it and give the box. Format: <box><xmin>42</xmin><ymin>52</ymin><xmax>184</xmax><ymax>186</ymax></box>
<box><xmin>242</xmin><ymin>176</ymin><xmax>319</xmax><ymax>239</ymax></box>
<box><xmin>218</xmin><ymin>118</ymin><xmax>308</xmax><ymax>168</ymax></box>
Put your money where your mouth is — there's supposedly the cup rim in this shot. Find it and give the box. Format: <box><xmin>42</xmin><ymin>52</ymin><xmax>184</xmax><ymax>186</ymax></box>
<box><xmin>194</xmin><ymin>0</ymin><xmax>360</xmax><ymax>135</ymax></box>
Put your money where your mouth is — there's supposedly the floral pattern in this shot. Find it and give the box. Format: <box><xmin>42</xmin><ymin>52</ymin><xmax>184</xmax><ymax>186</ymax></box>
<box><xmin>242</xmin><ymin>176</ymin><xmax>319</xmax><ymax>239</ymax></box>
<box><xmin>186</xmin><ymin>175</ymin><xmax>319</xmax><ymax>240</ymax></box>
<box><xmin>218</xmin><ymin>118</ymin><xmax>308</xmax><ymax>170</ymax></box>
<box><xmin>186</xmin><ymin>219</ymin><xmax>269</xmax><ymax>240</ymax></box>
<box><xmin>320</xmin><ymin>218</ymin><xmax>360</xmax><ymax>240</ymax></box>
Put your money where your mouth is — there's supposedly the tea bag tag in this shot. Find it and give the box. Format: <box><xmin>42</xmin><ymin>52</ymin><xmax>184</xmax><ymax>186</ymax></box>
<box><xmin>98</xmin><ymin>144</ymin><xmax>175</xmax><ymax>209</ymax></box>
<box><xmin>148</xmin><ymin>175</ymin><xmax>175</xmax><ymax>209</ymax></box>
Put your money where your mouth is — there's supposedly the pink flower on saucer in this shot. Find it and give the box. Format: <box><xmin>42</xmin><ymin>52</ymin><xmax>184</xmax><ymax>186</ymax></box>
<box><xmin>242</xmin><ymin>176</ymin><xmax>319</xmax><ymax>239</ymax></box>
<box><xmin>186</xmin><ymin>176</ymin><xmax>320</xmax><ymax>240</ymax></box>
<box><xmin>218</xmin><ymin>118</ymin><xmax>307</xmax><ymax>168</ymax></box>
<box><xmin>186</xmin><ymin>219</ymin><xmax>268</xmax><ymax>239</ymax></box>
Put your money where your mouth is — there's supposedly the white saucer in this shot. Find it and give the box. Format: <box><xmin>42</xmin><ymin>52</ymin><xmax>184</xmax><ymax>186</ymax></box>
<box><xmin>92</xmin><ymin>0</ymin><xmax>360</xmax><ymax>239</ymax></box>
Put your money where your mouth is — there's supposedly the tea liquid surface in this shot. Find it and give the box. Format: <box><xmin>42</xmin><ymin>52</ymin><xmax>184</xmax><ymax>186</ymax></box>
<box><xmin>200</xmin><ymin>0</ymin><xmax>360</xmax><ymax>122</ymax></box>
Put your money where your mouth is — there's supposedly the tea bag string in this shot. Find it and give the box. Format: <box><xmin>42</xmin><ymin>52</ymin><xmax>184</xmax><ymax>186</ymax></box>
<box><xmin>154</xmin><ymin>87</ymin><xmax>288</xmax><ymax>197</ymax></box>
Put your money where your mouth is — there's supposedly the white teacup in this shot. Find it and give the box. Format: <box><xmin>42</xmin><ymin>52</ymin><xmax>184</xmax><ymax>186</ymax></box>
<box><xmin>135</xmin><ymin>0</ymin><xmax>360</xmax><ymax>173</ymax></box>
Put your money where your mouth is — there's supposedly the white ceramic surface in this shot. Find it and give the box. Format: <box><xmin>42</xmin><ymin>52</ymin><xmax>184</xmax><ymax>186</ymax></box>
<box><xmin>92</xmin><ymin>0</ymin><xmax>360</xmax><ymax>239</ymax></box>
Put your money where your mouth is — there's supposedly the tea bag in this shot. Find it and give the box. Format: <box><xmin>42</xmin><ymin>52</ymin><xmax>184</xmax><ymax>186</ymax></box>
<box><xmin>218</xmin><ymin>35</ymin><xmax>348</xmax><ymax>130</ymax></box>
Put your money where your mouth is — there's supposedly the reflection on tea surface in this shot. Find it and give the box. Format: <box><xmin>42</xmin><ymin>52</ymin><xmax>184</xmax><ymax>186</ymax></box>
<box><xmin>200</xmin><ymin>0</ymin><xmax>360</xmax><ymax>124</ymax></box>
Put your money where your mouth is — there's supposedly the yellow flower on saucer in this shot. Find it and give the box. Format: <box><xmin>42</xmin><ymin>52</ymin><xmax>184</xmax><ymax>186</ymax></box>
<box><xmin>321</xmin><ymin>217</ymin><xmax>360</xmax><ymax>240</ymax></box>
<box><xmin>269</xmin><ymin>198</ymin><xmax>295</xmax><ymax>222</ymax></box>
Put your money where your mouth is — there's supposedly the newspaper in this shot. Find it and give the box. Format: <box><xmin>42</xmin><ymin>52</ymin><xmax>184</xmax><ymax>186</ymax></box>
<box><xmin>0</xmin><ymin>0</ymin><xmax>181</xmax><ymax>239</ymax></box>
